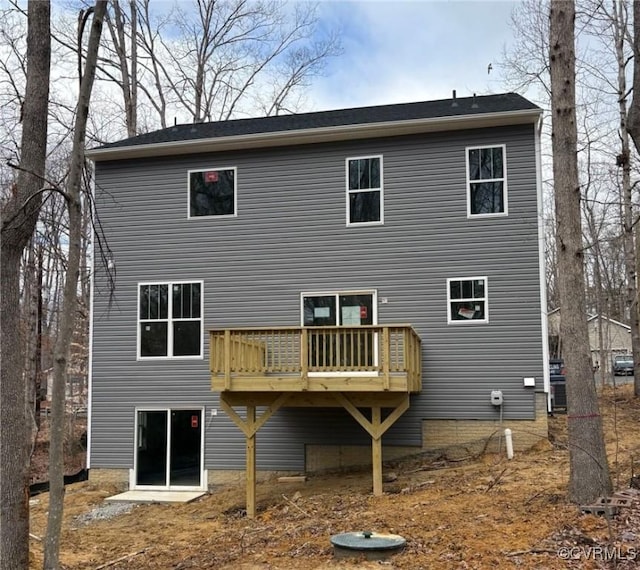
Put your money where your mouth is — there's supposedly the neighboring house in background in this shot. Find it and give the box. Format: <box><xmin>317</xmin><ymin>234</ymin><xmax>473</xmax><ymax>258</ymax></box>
<box><xmin>44</xmin><ymin>372</ymin><xmax>87</xmax><ymax>408</ymax></box>
<box><xmin>86</xmin><ymin>92</ymin><xmax>548</xmax><ymax>509</ymax></box>
<box><xmin>547</xmin><ymin>308</ymin><xmax>561</xmax><ymax>359</ymax></box>
<box><xmin>588</xmin><ymin>315</ymin><xmax>631</xmax><ymax>373</ymax></box>
<box><xmin>547</xmin><ymin>309</ymin><xmax>631</xmax><ymax>373</ymax></box>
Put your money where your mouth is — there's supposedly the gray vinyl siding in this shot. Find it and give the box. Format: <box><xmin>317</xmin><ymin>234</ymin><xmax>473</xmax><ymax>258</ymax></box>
<box><xmin>91</xmin><ymin>123</ymin><xmax>544</xmax><ymax>472</ymax></box>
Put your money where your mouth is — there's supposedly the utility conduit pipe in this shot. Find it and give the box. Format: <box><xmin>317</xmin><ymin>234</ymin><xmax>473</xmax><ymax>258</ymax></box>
<box><xmin>504</xmin><ymin>428</ymin><xmax>514</xmax><ymax>460</ymax></box>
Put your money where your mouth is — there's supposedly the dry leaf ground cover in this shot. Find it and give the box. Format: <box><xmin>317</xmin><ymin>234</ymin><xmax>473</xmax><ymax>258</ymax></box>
<box><xmin>29</xmin><ymin>385</ymin><xmax>640</xmax><ymax>569</ymax></box>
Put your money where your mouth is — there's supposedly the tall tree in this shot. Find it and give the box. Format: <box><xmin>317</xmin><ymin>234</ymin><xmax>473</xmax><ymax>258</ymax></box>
<box><xmin>549</xmin><ymin>0</ymin><xmax>612</xmax><ymax>503</ymax></box>
<box><xmin>44</xmin><ymin>2</ymin><xmax>107</xmax><ymax>568</ymax></box>
<box><xmin>626</xmin><ymin>0</ymin><xmax>640</xmax><ymax>397</ymax></box>
<box><xmin>104</xmin><ymin>0</ymin><xmax>340</xmax><ymax>129</ymax></box>
<box><xmin>0</xmin><ymin>1</ymin><xmax>50</xmax><ymax>568</ymax></box>
<box><xmin>609</xmin><ymin>0</ymin><xmax>640</xmax><ymax>392</ymax></box>
<box><xmin>105</xmin><ymin>0</ymin><xmax>137</xmax><ymax>136</ymax></box>
<box><xmin>503</xmin><ymin>0</ymin><xmax>637</xmax><ymax>341</ymax></box>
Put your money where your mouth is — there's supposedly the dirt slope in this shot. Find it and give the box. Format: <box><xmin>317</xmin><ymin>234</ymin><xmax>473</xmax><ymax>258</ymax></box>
<box><xmin>29</xmin><ymin>385</ymin><xmax>640</xmax><ymax>569</ymax></box>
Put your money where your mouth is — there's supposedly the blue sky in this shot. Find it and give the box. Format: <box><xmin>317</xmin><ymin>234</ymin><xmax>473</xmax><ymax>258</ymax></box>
<box><xmin>308</xmin><ymin>0</ymin><xmax>519</xmax><ymax>110</ymax></box>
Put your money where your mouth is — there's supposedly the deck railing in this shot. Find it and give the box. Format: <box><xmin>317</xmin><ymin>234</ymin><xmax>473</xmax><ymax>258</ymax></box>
<box><xmin>210</xmin><ymin>325</ymin><xmax>421</xmax><ymax>392</ymax></box>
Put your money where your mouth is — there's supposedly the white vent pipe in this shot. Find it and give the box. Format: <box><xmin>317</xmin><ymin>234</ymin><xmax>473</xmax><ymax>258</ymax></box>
<box><xmin>504</xmin><ymin>428</ymin><xmax>514</xmax><ymax>460</ymax></box>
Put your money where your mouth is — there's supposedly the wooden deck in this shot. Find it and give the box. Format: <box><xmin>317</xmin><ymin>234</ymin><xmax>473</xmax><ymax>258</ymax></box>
<box><xmin>208</xmin><ymin>325</ymin><xmax>422</xmax><ymax>517</ymax></box>
<box><xmin>209</xmin><ymin>325</ymin><xmax>422</xmax><ymax>393</ymax></box>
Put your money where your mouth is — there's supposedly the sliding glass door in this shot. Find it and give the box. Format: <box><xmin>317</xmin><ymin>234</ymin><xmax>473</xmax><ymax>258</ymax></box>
<box><xmin>135</xmin><ymin>409</ymin><xmax>203</xmax><ymax>489</ymax></box>
<box><xmin>302</xmin><ymin>292</ymin><xmax>376</xmax><ymax>370</ymax></box>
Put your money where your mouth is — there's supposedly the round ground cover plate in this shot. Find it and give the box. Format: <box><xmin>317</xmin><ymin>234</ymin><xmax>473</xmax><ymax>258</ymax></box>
<box><xmin>330</xmin><ymin>531</ymin><xmax>406</xmax><ymax>560</ymax></box>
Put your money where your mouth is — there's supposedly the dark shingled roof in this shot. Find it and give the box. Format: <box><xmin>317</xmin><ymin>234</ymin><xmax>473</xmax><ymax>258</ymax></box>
<box><xmin>96</xmin><ymin>92</ymin><xmax>539</xmax><ymax>150</ymax></box>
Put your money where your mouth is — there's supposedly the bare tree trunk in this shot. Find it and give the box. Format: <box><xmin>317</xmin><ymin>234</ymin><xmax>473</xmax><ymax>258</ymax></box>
<box><xmin>595</xmin><ymin>255</ymin><xmax>606</xmax><ymax>384</ymax></box>
<box><xmin>43</xmin><ymin>2</ymin><xmax>106</xmax><ymax>568</ymax></box>
<box><xmin>612</xmin><ymin>0</ymin><xmax>640</xmax><ymax>396</ymax></box>
<box><xmin>22</xmin><ymin>238</ymin><xmax>40</xmax><ymax>454</ymax></box>
<box><xmin>0</xmin><ymin>2</ymin><xmax>50</xmax><ymax>568</ymax></box>
<box><xmin>626</xmin><ymin>0</ymin><xmax>640</xmax><ymax>397</ymax></box>
<box><xmin>107</xmin><ymin>0</ymin><xmax>137</xmax><ymax>136</ymax></box>
<box><xmin>549</xmin><ymin>0</ymin><xmax>612</xmax><ymax>504</ymax></box>
<box><xmin>192</xmin><ymin>0</ymin><xmax>212</xmax><ymax>123</ymax></box>
<box><xmin>130</xmin><ymin>0</ymin><xmax>137</xmax><ymax>135</ymax></box>
<box><xmin>137</xmin><ymin>0</ymin><xmax>168</xmax><ymax>128</ymax></box>
<box><xmin>35</xmin><ymin>242</ymin><xmax>44</xmax><ymax>425</ymax></box>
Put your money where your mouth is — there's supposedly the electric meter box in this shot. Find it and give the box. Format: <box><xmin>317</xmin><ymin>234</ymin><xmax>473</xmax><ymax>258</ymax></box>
<box><xmin>490</xmin><ymin>390</ymin><xmax>503</xmax><ymax>406</ymax></box>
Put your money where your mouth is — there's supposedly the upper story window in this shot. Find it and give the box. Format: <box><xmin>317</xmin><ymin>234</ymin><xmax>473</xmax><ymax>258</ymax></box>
<box><xmin>138</xmin><ymin>281</ymin><xmax>203</xmax><ymax>358</ymax></box>
<box><xmin>189</xmin><ymin>168</ymin><xmax>236</xmax><ymax>218</ymax></box>
<box><xmin>466</xmin><ymin>145</ymin><xmax>507</xmax><ymax>217</ymax></box>
<box><xmin>346</xmin><ymin>156</ymin><xmax>383</xmax><ymax>226</ymax></box>
<box><xmin>447</xmin><ymin>277</ymin><xmax>488</xmax><ymax>324</ymax></box>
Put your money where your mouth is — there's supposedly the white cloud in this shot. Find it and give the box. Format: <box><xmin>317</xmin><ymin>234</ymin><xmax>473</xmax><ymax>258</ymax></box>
<box><xmin>308</xmin><ymin>0</ymin><xmax>519</xmax><ymax>110</ymax></box>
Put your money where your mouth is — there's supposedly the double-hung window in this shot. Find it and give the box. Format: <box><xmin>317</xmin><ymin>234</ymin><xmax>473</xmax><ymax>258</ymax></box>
<box><xmin>346</xmin><ymin>156</ymin><xmax>383</xmax><ymax>225</ymax></box>
<box><xmin>189</xmin><ymin>168</ymin><xmax>237</xmax><ymax>218</ymax></box>
<box><xmin>447</xmin><ymin>277</ymin><xmax>488</xmax><ymax>324</ymax></box>
<box><xmin>466</xmin><ymin>145</ymin><xmax>507</xmax><ymax>216</ymax></box>
<box><xmin>138</xmin><ymin>281</ymin><xmax>203</xmax><ymax>358</ymax></box>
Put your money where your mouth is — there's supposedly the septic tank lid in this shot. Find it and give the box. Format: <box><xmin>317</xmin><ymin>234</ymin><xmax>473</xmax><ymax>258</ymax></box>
<box><xmin>330</xmin><ymin>531</ymin><xmax>406</xmax><ymax>555</ymax></box>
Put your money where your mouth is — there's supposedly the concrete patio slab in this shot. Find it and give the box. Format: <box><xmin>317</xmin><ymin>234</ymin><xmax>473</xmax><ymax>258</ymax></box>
<box><xmin>105</xmin><ymin>490</ymin><xmax>205</xmax><ymax>504</ymax></box>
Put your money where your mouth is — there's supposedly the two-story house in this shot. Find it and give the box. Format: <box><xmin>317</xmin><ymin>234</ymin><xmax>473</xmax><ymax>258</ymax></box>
<box><xmin>87</xmin><ymin>92</ymin><xmax>548</xmax><ymax>515</ymax></box>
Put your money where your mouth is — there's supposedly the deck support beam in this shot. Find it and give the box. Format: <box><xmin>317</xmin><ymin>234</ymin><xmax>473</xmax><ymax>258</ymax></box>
<box><xmin>246</xmin><ymin>406</ymin><xmax>256</xmax><ymax>517</ymax></box>
<box><xmin>372</xmin><ymin>407</ymin><xmax>383</xmax><ymax>496</ymax></box>
<box><xmin>333</xmin><ymin>393</ymin><xmax>410</xmax><ymax>496</ymax></box>
<box><xmin>219</xmin><ymin>392</ymin><xmax>291</xmax><ymax>518</ymax></box>
<box><xmin>219</xmin><ymin>391</ymin><xmax>411</xmax><ymax>515</ymax></box>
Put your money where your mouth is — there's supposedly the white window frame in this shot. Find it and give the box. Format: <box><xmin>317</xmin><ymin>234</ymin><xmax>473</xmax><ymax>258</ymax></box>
<box><xmin>300</xmin><ymin>289</ymin><xmax>378</xmax><ymax>326</ymax></box>
<box><xmin>346</xmin><ymin>155</ymin><xmax>384</xmax><ymax>226</ymax></box>
<box><xmin>446</xmin><ymin>276</ymin><xmax>489</xmax><ymax>324</ymax></box>
<box><xmin>137</xmin><ymin>280</ymin><xmax>204</xmax><ymax>360</ymax></box>
<box><xmin>300</xmin><ymin>289</ymin><xmax>379</xmax><ymax>376</ymax></box>
<box><xmin>465</xmin><ymin>144</ymin><xmax>508</xmax><ymax>218</ymax></box>
<box><xmin>187</xmin><ymin>166</ymin><xmax>238</xmax><ymax>219</ymax></box>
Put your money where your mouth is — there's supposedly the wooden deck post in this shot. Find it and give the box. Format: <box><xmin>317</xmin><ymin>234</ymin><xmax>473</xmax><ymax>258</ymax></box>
<box><xmin>219</xmin><ymin>393</ymin><xmax>291</xmax><ymax>518</ymax></box>
<box><xmin>224</xmin><ymin>330</ymin><xmax>232</xmax><ymax>390</ymax></box>
<box><xmin>300</xmin><ymin>328</ymin><xmax>309</xmax><ymax>390</ymax></box>
<box><xmin>246</xmin><ymin>405</ymin><xmax>256</xmax><ymax>518</ymax></box>
<box><xmin>382</xmin><ymin>327</ymin><xmax>390</xmax><ymax>390</ymax></box>
<box><xmin>334</xmin><ymin>393</ymin><xmax>410</xmax><ymax>496</ymax></box>
<box><xmin>371</xmin><ymin>406</ymin><xmax>383</xmax><ymax>496</ymax></box>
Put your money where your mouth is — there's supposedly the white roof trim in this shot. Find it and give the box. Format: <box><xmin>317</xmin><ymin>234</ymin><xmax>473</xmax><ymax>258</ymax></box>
<box><xmin>551</xmin><ymin>309</ymin><xmax>631</xmax><ymax>331</ymax></box>
<box><xmin>587</xmin><ymin>314</ymin><xmax>631</xmax><ymax>330</ymax></box>
<box><xmin>87</xmin><ymin>108</ymin><xmax>542</xmax><ymax>162</ymax></box>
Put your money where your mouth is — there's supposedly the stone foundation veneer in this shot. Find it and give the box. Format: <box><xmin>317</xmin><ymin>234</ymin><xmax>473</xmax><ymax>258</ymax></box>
<box><xmin>304</xmin><ymin>393</ymin><xmax>549</xmax><ymax>470</ymax></box>
<box><xmin>207</xmin><ymin>470</ymin><xmax>299</xmax><ymax>488</ymax></box>
<box><xmin>88</xmin><ymin>468</ymin><xmax>130</xmax><ymax>490</ymax></box>
<box><xmin>421</xmin><ymin>393</ymin><xmax>549</xmax><ymax>455</ymax></box>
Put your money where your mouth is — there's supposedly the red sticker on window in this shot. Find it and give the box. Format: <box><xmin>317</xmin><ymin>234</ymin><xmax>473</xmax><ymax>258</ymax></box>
<box><xmin>205</xmin><ymin>171</ymin><xmax>219</xmax><ymax>183</ymax></box>
<box><xmin>191</xmin><ymin>415</ymin><xmax>199</xmax><ymax>428</ymax></box>
<box><xmin>360</xmin><ymin>306</ymin><xmax>367</xmax><ymax>319</ymax></box>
